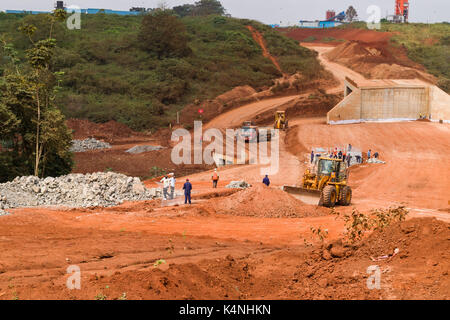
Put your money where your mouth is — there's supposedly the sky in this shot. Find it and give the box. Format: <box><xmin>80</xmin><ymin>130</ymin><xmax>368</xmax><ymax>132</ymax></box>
<box><xmin>0</xmin><ymin>0</ymin><xmax>448</xmax><ymax>24</ymax></box>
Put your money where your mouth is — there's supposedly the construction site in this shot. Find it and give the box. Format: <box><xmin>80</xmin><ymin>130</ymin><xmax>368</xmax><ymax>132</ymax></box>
<box><xmin>0</xmin><ymin>0</ymin><xmax>449</xmax><ymax>303</ymax></box>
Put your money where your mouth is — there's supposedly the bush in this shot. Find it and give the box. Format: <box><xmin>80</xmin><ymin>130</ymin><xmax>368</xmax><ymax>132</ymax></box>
<box><xmin>138</xmin><ymin>11</ymin><xmax>191</xmax><ymax>59</ymax></box>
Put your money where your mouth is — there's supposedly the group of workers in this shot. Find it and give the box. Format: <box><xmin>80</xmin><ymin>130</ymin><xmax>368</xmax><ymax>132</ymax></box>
<box><xmin>161</xmin><ymin>169</ymin><xmax>271</xmax><ymax>205</ymax></box>
<box><xmin>309</xmin><ymin>144</ymin><xmax>379</xmax><ymax>167</ymax></box>
<box><xmin>160</xmin><ymin>173</ymin><xmax>176</xmax><ymax>201</ymax></box>
<box><xmin>367</xmin><ymin>149</ymin><xmax>379</xmax><ymax>160</ymax></box>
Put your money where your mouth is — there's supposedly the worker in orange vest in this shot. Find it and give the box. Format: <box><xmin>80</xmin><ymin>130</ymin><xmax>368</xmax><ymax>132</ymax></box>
<box><xmin>212</xmin><ymin>169</ymin><xmax>219</xmax><ymax>188</ymax></box>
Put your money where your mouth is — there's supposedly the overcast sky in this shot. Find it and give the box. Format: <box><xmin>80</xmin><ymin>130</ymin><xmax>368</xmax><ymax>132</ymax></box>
<box><xmin>1</xmin><ymin>0</ymin><xmax>448</xmax><ymax>23</ymax></box>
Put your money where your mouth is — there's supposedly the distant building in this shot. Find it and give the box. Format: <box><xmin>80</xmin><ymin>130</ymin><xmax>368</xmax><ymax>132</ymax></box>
<box><xmin>326</xmin><ymin>10</ymin><xmax>335</xmax><ymax>20</ymax></box>
<box><xmin>298</xmin><ymin>10</ymin><xmax>346</xmax><ymax>28</ymax></box>
<box><xmin>129</xmin><ymin>7</ymin><xmax>146</xmax><ymax>12</ymax></box>
<box><xmin>298</xmin><ymin>20</ymin><xmax>345</xmax><ymax>28</ymax></box>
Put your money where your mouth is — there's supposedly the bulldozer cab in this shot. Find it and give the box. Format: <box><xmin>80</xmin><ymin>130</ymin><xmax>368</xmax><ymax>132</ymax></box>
<box><xmin>275</xmin><ymin>111</ymin><xmax>285</xmax><ymax>122</ymax></box>
<box><xmin>274</xmin><ymin>111</ymin><xmax>288</xmax><ymax>130</ymax></box>
<box><xmin>317</xmin><ymin>158</ymin><xmax>346</xmax><ymax>180</ymax></box>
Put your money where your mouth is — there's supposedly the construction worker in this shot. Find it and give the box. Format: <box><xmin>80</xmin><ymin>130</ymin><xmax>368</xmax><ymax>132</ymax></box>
<box><xmin>183</xmin><ymin>179</ymin><xmax>192</xmax><ymax>205</ymax></box>
<box><xmin>160</xmin><ymin>175</ymin><xmax>170</xmax><ymax>200</ymax></box>
<box><xmin>310</xmin><ymin>150</ymin><xmax>314</xmax><ymax>164</ymax></box>
<box><xmin>263</xmin><ymin>175</ymin><xmax>270</xmax><ymax>186</ymax></box>
<box><xmin>169</xmin><ymin>173</ymin><xmax>176</xmax><ymax>200</ymax></box>
<box><xmin>212</xmin><ymin>169</ymin><xmax>219</xmax><ymax>188</ymax></box>
<box><xmin>367</xmin><ymin>149</ymin><xmax>372</xmax><ymax>160</ymax></box>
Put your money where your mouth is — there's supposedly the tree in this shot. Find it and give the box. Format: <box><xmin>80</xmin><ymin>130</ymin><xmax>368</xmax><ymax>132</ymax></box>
<box><xmin>173</xmin><ymin>4</ymin><xmax>196</xmax><ymax>17</ymax></box>
<box><xmin>193</xmin><ymin>0</ymin><xmax>225</xmax><ymax>16</ymax></box>
<box><xmin>346</xmin><ymin>6</ymin><xmax>358</xmax><ymax>22</ymax></box>
<box><xmin>138</xmin><ymin>11</ymin><xmax>191</xmax><ymax>59</ymax></box>
<box><xmin>0</xmin><ymin>9</ymin><xmax>73</xmax><ymax>181</ymax></box>
<box><xmin>172</xmin><ymin>0</ymin><xmax>225</xmax><ymax>18</ymax></box>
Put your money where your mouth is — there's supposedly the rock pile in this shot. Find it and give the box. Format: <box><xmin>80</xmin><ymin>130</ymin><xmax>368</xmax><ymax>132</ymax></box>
<box><xmin>70</xmin><ymin>138</ymin><xmax>112</xmax><ymax>153</ymax></box>
<box><xmin>0</xmin><ymin>209</ymin><xmax>10</xmax><ymax>216</ymax></box>
<box><xmin>225</xmin><ymin>181</ymin><xmax>251</xmax><ymax>189</ymax></box>
<box><xmin>125</xmin><ymin>145</ymin><xmax>164</xmax><ymax>154</ymax></box>
<box><xmin>367</xmin><ymin>158</ymin><xmax>386</xmax><ymax>164</ymax></box>
<box><xmin>0</xmin><ymin>172</ymin><xmax>158</xmax><ymax>209</ymax></box>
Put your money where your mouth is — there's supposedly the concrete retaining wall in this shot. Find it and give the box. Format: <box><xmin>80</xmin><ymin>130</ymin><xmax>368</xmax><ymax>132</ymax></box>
<box><xmin>328</xmin><ymin>79</ymin><xmax>450</xmax><ymax>124</ymax></box>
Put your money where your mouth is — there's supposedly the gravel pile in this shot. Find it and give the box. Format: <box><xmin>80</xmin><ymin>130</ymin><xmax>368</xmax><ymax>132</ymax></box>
<box><xmin>0</xmin><ymin>209</ymin><xmax>10</xmax><ymax>216</ymax></box>
<box><xmin>367</xmin><ymin>158</ymin><xmax>386</xmax><ymax>164</ymax></box>
<box><xmin>70</xmin><ymin>138</ymin><xmax>112</xmax><ymax>153</ymax></box>
<box><xmin>225</xmin><ymin>181</ymin><xmax>251</xmax><ymax>189</ymax></box>
<box><xmin>125</xmin><ymin>145</ymin><xmax>165</xmax><ymax>154</ymax></box>
<box><xmin>0</xmin><ymin>172</ymin><xmax>159</xmax><ymax>209</ymax></box>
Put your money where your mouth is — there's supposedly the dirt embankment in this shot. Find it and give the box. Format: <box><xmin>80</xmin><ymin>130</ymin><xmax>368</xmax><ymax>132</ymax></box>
<box><xmin>67</xmin><ymin>119</ymin><xmax>148</xmax><ymax>144</ymax></box>
<box><xmin>325</xmin><ymin>41</ymin><xmax>436</xmax><ymax>83</ymax></box>
<box><xmin>281</xmin><ymin>28</ymin><xmax>393</xmax><ymax>44</ymax></box>
<box><xmin>293</xmin><ymin>217</ymin><xmax>450</xmax><ymax>299</ymax></box>
<box><xmin>252</xmin><ymin>91</ymin><xmax>341</xmax><ymax>127</ymax></box>
<box><xmin>203</xmin><ymin>184</ymin><xmax>330</xmax><ymax>218</ymax></box>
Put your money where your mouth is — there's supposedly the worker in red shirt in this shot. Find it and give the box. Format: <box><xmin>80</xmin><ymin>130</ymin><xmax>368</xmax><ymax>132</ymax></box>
<box><xmin>212</xmin><ymin>169</ymin><xmax>219</xmax><ymax>188</ymax></box>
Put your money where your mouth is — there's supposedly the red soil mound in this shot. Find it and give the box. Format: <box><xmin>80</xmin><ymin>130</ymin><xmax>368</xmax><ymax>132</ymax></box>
<box><xmin>293</xmin><ymin>217</ymin><xmax>450</xmax><ymax>299</ymax></box>
<box><xmin>356</xmin><ymin>217</ymin><xmax>450</xmax><ymax>261</ymax></box>
<box><xmin>208</xmin><ymin>184</ymin><xmax>330</xmax><ymax>218</ymax></box>
<box><xmin>282</xmin><ymin>28</ymin><xmax>392</xmax><ymax>43</ymax></box>
<box><xmin>325</xmin><ymin>41</ymin><xmax>435</xmax><ymax>82</ymax></box>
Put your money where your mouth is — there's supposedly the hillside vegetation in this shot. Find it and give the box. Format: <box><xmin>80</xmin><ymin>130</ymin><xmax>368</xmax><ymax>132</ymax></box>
<box><xmin>339</xmin><ymin>22</ymin><xmax>450</xmax><ymax>93</ymax></box>
<box><xmin>0</xmin><ymin>12</ymin><xmax>322</xmax><ymax>131</ymax></box>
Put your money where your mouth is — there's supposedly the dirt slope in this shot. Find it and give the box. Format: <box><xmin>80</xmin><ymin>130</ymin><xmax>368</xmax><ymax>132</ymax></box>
<box><xmin>302</xmin><ymin>44</ymin><xmax>366</xmax><ymax>92</ymax></box>
<box><xmin>325</xmin><ymin>41</ymin><xmax>436</xmax><ymax>83</ymax></box>
<box><xmin>207</xmin><ymin>184</ymin><xmax>330</xmax><ymax>218</ymax></box>
<box><xmin>247</xmin><ymin>25</ymin><xmax>284</xmax><ymax>75</ymax></box>
<box><xmin>282</xmin><ymin>28</ymin><xmax>393</xmax><ymax>43</ymax></box>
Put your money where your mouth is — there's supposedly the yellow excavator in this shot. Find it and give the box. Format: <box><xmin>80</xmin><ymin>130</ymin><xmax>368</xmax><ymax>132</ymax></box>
<box><xmin>274</xmin><ymin>111</ymin><xmax>288</xmax><ymax>130</ymax></box>
<box><xmin>283</xmin><ymin>157</ymin><xmax>352</xmax><ymax>207</ymax></box>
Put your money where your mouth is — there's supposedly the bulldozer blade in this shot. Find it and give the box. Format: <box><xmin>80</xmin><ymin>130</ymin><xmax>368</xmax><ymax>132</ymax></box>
<box><xmin>282</xmin><ymin>186</ymin><xmax>322</xmax><ymax>205</ymax></box>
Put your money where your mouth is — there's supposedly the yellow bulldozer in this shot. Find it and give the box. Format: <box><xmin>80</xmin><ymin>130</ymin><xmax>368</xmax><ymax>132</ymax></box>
<box><xmin>274</xmin><ymin>111</ymin><xmax>288</xmax><ymax>130</ymax></box>
<box><xmin>283</xmin><ymin>157</ymin><xmax>352</xmax><ymax>207</ymax></box>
